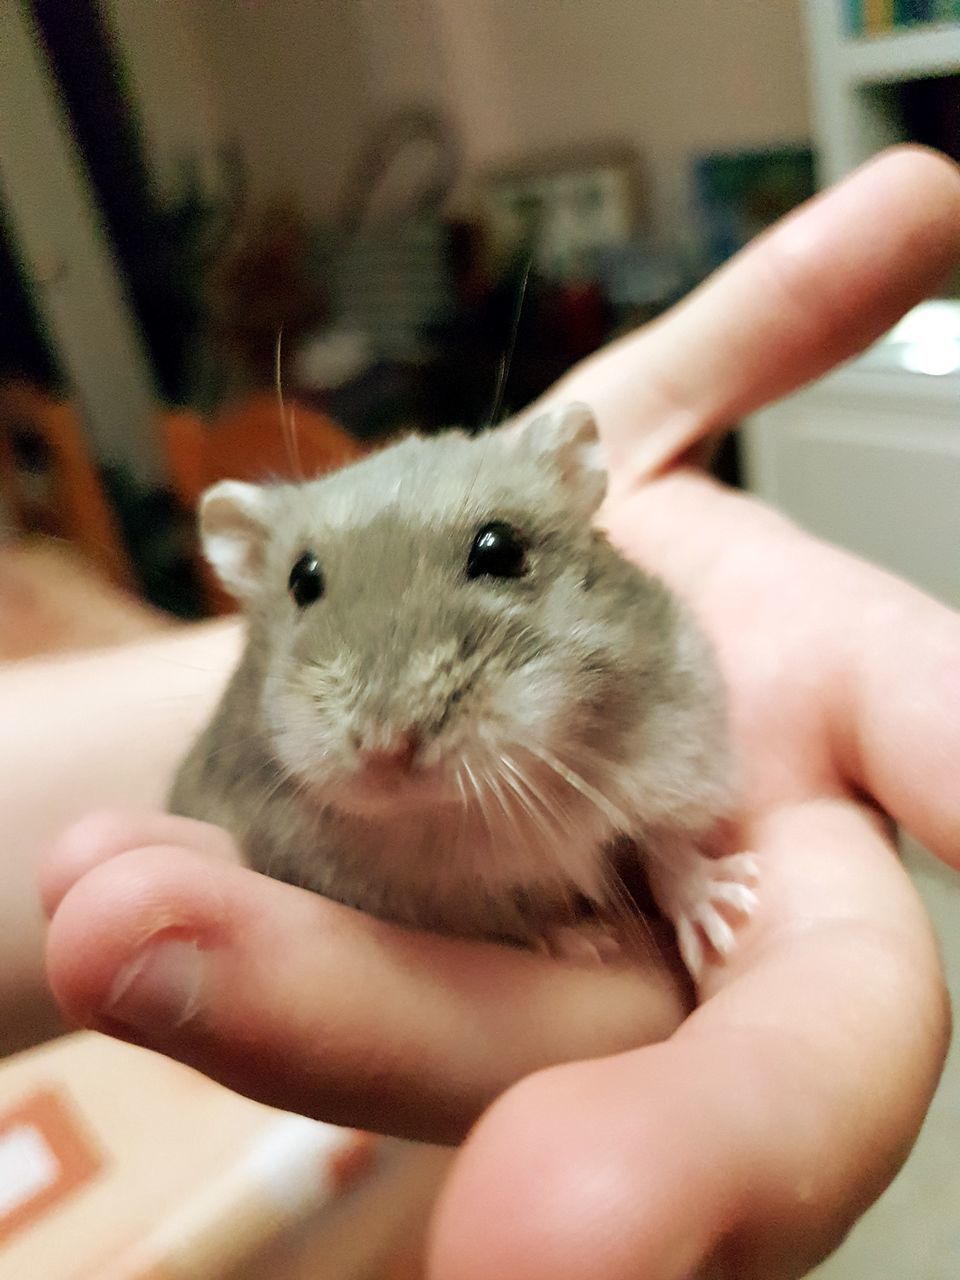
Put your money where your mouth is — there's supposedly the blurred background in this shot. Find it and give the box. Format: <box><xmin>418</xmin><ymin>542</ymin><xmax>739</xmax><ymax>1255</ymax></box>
<box><xmin>0</xmin><ymin>0</ymin><xmax>956</xmax><ymax>626</ymax></box>
<box><xmin>0</xmin><ymin>3</ymin><xmax>958</xmax><ymax>1278</ymax></box>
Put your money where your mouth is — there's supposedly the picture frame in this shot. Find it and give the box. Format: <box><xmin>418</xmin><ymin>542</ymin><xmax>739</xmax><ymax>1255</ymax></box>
<box><xmin>479</xmin><ymin>144</ymin><xmax>643</xmax><ymax>281</ymax></box>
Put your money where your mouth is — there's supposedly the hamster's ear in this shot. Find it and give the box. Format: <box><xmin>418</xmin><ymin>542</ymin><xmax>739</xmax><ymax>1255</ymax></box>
<box><xmin>518</xmin><ymin>402</ymin><xmax>607</xmax><ymax>513</ymax></box>
<box><xmin>199</xmin><ymin>481</ymin><xmax>275</xmax><ymax>601</ymax></box>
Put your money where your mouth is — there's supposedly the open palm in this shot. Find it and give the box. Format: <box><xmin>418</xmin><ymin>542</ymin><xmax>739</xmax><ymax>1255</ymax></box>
<box><xmin>44</xmin><ymin>147</ymin><xmax>960</xmax><ymax>1280</ymax></box>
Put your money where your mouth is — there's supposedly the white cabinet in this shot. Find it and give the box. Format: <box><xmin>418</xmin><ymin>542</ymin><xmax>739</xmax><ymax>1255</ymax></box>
<box><xmin>741</xmin><ymin>301</ymin><xmax>960</xmax><ymax>609</ymax></box>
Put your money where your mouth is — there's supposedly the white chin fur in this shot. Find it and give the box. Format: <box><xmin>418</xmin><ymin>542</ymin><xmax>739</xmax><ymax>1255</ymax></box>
<box><xmin>266</xmin><ymin>676</ymin><xmax>619</xmax><ymax>907</ymax></box>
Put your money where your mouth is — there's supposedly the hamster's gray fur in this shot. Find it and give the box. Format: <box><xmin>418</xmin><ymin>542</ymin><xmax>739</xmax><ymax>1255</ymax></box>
<box><xmin>170</xmin><ymin>404</ymin><xmax>755</xmax><ymax>973</ymax></box>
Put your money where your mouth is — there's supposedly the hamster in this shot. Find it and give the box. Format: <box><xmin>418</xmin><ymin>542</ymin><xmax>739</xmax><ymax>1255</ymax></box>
<box><xmin>169</xmin><ymin>403</ymin><xmax>756</xmax><ymax>976</ymax></box>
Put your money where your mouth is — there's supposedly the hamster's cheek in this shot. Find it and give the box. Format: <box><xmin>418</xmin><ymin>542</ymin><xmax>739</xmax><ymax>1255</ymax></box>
<box><xmin>489</xmin><ymin>656</ymin><xmax>571</xmax><ymax>750</ymax></box>
<box><xmin>261</xmin><ymin>663</ymin><xmax>351</xmax><ymax>788</ymax></box>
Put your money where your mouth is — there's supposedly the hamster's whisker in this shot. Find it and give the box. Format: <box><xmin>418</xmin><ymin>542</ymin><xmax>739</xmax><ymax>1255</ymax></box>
<box><xmin>482</xmin><ymin>765</ymin><xmax>515</xmax><ymax>833</ymax></box>
<box><xmin>275</xmin><ymin>323</ymin><xmax>303</xmax><ymax>480</ymax></box>
<box><xmin>484</xmin><ymin>766</ymin><xmax>527</xmax><ymax>867</ymax></box>
<box><xmin>497</xmin><ymin>758</ymin><xmax>540</xmax><ymax>825</ymax></box>
<box><xmin>243</xmin><ymin>774</ymin><xmax>303</xmax><ymax>879</ymax></box>
<box><xmin>462</xmin><ymin>758</ymin><xmax>495</xmax><ymax>848</ymax></box>
<box><xmin>521</xmin><ymin>742</ymin><xmax>631</xmax><ymax>833</ymax></box>
<box><xmin>604</xmin><ymin>866</ymin><xmax>658</xmax><ymax>954</ymax></box>
<box><xmin>504</xmin><ymin>762</ymin><xmax>589</xmax><ymax>904</ymax></box>
<box><xmin>454</xmin><ymin>763</ymin><xmax>469</xmax><ymax>812</ymax></box>
<box><xmin>498</xmin><ymin>754</ymin><xmax>560</xmax><ymax>848</ymax></box>
<box><xmin>500</xmin><ymin>754</ymin><xmax>553</xmax><ymax>823</ymax></box>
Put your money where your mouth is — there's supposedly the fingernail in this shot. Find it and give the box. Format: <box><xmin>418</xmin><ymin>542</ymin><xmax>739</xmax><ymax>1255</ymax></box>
<box><xmin>106</xmin><ymin>938</ymin><xmax>205</xmax><ymax>1032</ymax></box>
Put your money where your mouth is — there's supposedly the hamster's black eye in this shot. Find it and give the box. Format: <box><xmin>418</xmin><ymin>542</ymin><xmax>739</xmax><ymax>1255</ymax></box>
<box><xmin>288</xmin><ymin>552</ymin><xmax>324</xmax><ymax>607</ymax></box>
<box><xmin>467</xmin><ymin>522</ymin><xmax>528</xmax><ymax>580</ymax></box>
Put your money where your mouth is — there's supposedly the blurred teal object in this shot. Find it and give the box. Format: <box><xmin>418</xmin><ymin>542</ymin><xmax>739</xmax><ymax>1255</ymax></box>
<box><xmin>692</xmin><ymin>146</ymin><xmax>815</xmax><ymax>275</ymax></box>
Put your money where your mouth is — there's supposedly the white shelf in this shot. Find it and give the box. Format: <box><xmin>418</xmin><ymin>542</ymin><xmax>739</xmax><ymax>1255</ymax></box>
<box><xmin>806</xmin><ymin>1</ymin><xmax>960</xmax><ymax>184</ymax></box>
<box><xmin>843</xmin><ymin>22</ymin><xmax>960</xmax><ymax>84</ymax></box>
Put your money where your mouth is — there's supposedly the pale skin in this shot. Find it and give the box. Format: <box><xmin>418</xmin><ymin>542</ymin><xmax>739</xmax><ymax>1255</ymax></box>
<box><xmin>6</xmin><ymin>145</ymin><xmax>958</xmax><ymax>1278</ymax></box>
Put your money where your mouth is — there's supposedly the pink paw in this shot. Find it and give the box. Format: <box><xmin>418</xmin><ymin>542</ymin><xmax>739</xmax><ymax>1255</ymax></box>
<box><xmin>675</xmin><ymin>851</ymin><xmax>758</xmax><ymax>977</ymax></box>
<box><xmin>653</xmin><ymin>851</ymin><xmax>759</xmax><ymax>980</ymax></box>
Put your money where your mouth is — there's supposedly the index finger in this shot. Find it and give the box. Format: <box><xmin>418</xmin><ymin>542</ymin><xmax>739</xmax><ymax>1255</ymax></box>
<box><xmin>529</xmin><ymin>146</ymin><xmax>960</xmax><ymax>489</ymax></box>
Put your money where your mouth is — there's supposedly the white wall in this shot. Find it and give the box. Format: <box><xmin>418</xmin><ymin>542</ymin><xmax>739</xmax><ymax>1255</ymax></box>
<box><xmin>190</xmin><ymin>0</ymin><xmax>369</xmax><ymax>220</ymax></box>
<box><xmin>105</xmin><ymin>0</ymin><xmax>225</xmax><ymax>197</ymax></box>
<box><xmin>110</xmin><ymin>0</ymin><xmax>811</xmax><ymax>244</ymax></box>
<box><xmin>183</xmin><ymin>0</ymin><xmax>811</xmax><ymax>246</ymax></box>
<box><xmin>356</xmin><ymin>0</ymin><xmax>452</xmax><ymax>118</ymax></box>
<box><xmin>436</xmin><ymin>0</ymin><xmax>812</xmax><ymax>245</ymax></box>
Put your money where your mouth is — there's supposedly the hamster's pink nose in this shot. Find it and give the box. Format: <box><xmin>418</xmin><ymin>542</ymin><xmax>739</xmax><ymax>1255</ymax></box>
<box><xmin>356</xmin><ymin>729</ymin><xmax>421</xmax><ymax>775</ymax></box>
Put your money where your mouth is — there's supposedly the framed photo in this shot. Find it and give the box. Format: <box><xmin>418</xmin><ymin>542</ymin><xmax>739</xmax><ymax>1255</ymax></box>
<box><xmin>479</xmin><ymin>145</ymin><xmax>642</xmax><ymax>280</ymax></box>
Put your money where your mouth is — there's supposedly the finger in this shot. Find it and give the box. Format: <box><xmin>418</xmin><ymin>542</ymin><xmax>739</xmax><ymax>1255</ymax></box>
<box><xmin>529</xmin><ymin>146</ymin><xmax>960</xmax><ymax>487</ymax></box>
<box><xmin>40</xmin><ymin>809</ymin><xmax>241</xmax><ymax>917</ymax></box>
<box><xmin>45</xmin><ymin>846</ymin><xmax>687</xmax><ymax>1143</ymax></box>
<box><xmin>828</xmin><ymin>554</ymin><xmax>960</xmax><ymax>870</ymax></box>
<box><xmin>430</xmin><ymin>800</ymin><xmax>949</xmax><ymax>1280</ymax></box>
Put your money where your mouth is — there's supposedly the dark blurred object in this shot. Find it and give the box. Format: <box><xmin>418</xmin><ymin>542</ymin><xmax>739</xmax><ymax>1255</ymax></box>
<box><xmin>0</xmin><ymin>205</ymin><xmax>62</xmax><ymax>393</ymax></box>
<box><xmin>29</xmin><ymin>0</ymin><xmax>243</xmax><ymax>406</ymax></box>
<box><xmin>99</xmin><ymin>467</ymin><xmax>205</xmax><ymax>620</ymax></box>
<box><xmin>315</xmin><ymin>362</ymin><xmax>433</xmax><ymax>443</ymax></box>
<box><xmin>693</xmin><ymin>146</ymin><xmax>815</xmax><ymax>273</ymax></box>
<box><xmin>161</xmin><ymin>394</ymin><xmax>364</xmax><ymax>614</ymax></box>
<box><xmin>901</xmin><ymin>78</ymin><xmax>960</xmax><ymax>296</ymax></box>
<box><xmin>710</xmin><ymin>429</ymin><xmax>744</xmax><ymax>491</ymax></box>
<box><xmin>0</xmin><ymin>382</ymin><xmax>134</xmax><ymax>589</ymax></box>
<box><xmin>321</xmin><ymin>215</ymin><xmax>455</xmax><ymax>367</ymax></box>
<box><xmin>901</xmin><ymin>76</ymin><xmax>960</xmax><ymax>163</ymax></box>
<box><xmin>422</xmin><ymin>251</ymin><xmax>611</xmax><ymax>431</ymax></box>
<box><xmin>150</xmin><ymin>147</ymin><xmax>247</xmax><ymax>405</ymax></box>
<box><xmin>209</xmin><ymin>202</ymin><xmax>327</xmax><ymax>390</ymax></box>
<box><xmin>30</xmin><ymin>0</ymin><xmax>244</xmax><ymax>407</ymax></box>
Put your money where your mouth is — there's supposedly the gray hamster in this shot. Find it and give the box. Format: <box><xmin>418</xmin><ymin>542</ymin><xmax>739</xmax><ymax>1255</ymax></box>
<box><xmin>169</xmin><ymin>403</ymin><xmax>756</xmax><ymax>976</ymax></box>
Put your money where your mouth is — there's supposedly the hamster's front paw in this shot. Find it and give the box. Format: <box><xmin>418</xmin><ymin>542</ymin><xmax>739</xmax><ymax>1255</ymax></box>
<box><xmin>535</xmin><ymin>921</ymin><xmax>623</xmax><ymax>966</ymax></box>
<box><xmin>648</xmin><ymin>845</ymin><xmax>759</xmax><ymax>980</ymax></box>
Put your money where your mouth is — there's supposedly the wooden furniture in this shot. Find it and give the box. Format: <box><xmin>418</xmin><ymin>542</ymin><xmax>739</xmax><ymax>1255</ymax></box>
<box><xmin>162</xmin><ymin>393</ymin><xmax>364</xmax><ymax>614</ymax></box>
<box><xmin>0</xmin><ymin>382</ymin><xmax>134</xmax><ymax>590</ymax></box>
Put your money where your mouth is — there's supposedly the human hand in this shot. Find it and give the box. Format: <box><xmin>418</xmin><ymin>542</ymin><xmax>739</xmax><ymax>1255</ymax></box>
<box><xmin>43</xmin><ymin>147</ymin><xmax>960</xmax><ymax>1278</ymax></box>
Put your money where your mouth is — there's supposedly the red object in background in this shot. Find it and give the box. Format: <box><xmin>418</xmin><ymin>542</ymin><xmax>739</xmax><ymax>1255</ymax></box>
<box><xmin>555</xmin><ymin>279</ymin><xmax>607</xmax><ymax>362</ymax></box>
